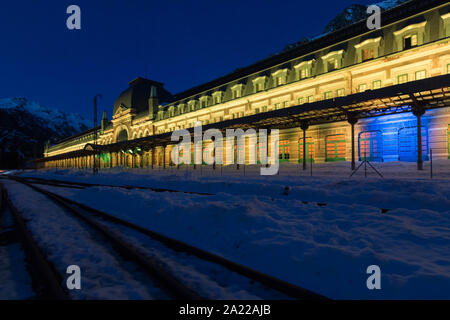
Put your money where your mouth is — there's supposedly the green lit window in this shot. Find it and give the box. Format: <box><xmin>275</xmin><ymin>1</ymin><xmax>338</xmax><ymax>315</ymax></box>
<box><xmin>372</xmin><ymin>80</ymin><xmax>382</xmax><ymax>89</ymax></box>
<box><xmin>324</xmin><ymin>91</ymin><xmax>332</xmax><ymax>99</ymax></box>
<box><xmin>415</xmin><ymin>70</ymin><xmax>426</xmax><ymax>80</ymax></box>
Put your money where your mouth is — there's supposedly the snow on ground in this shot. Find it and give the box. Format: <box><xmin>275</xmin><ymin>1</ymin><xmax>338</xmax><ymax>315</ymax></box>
<box><xmin>1</xmin><ymin>179</ymin><xmax>169</xmax><ymax>300</ymax></box>
<box><xmin>0</xmin><ymin>206</ymin><xmax>34</xmax><ymax>300</ymax></box>
<box><xmin>15</xmin><ymin>160</ymin><xmax>450</xmax><ymax>299</ymax></box>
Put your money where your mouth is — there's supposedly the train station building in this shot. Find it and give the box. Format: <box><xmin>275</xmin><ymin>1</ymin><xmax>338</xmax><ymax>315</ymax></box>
<box><xmin>41</xmin><ymin>0</ymin><xmax>450</xmax><ymax>171</ymax></box>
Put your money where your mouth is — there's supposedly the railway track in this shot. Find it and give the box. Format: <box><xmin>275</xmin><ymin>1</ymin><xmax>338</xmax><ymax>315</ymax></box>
<box><xmin>13</xmin><ymin>175</ymin><xmax>213</xmax><ymax>195</ymax></box>
<box><xmin>5</xmin><ymin>176</ymin><xmax>328</xmax><ymax>300</ymax></box>
<box><xmin>13</xmin><ymin>175</ymin><xmax>390</xmax><ymax>213</ymax></box>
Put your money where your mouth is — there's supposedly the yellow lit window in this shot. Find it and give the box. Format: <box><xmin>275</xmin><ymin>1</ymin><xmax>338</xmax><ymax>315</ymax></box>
<box><xmin>404</xmin><ymin>34</ymin><xmax>418</xmax><ymax>50</ymax></box>
<box><xmin>336</xmin><ymin>88</ymin><xmax>345</xmax><ymax>97</ymax></box>
<box><xmin>358</xmin><ymin>84</ymin><xmax>367</xmax><ymax>92</ymax></box>
<box><xmin>398</xmin><ymin>74</ymin><xmax>408</xmax><ymax>84</ymax></box>
<box><xmin>324</xmin><ymin>91</ymin><xmax>332</xmax><ymax>99</ymax></box>
<box><xmin>307</xmin><ymin>95</ymin><xmax>314</xmax><ymax>103</ymax></box>
<box><xmin>415</xmin><ymin>70</ymin><xmax>426</xmax><ymax>80</ymax></box>
<box><xmin>283</xmin><ymin>101</ymin><xmax>289</xmax><ymax>108</ymax></box>
<box><xmin>372</xmin><ymin>80</ymin><xmax>382</xmax><ymax>89</ymax></box>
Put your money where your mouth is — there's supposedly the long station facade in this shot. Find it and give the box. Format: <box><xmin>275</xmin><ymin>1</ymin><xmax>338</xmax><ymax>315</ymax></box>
<box><xmin>42</xmin><ymin>0</ymin><xmax>450</xmax><ymax>170</ymax></box>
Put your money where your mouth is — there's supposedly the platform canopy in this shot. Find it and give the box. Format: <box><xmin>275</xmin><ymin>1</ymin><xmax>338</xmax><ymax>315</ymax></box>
<box><xmin>37</xmin><ymin>74</ymin><xmax>450</xmax><ymax>162</ymax></box>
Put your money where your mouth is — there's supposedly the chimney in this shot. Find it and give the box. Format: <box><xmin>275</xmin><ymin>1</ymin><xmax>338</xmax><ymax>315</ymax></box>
<box><xmin>148</xmin><ymin>85</ymin><xmax>159</xmax><ymax>120</ymax></box>
<box><xmin>101</xmin><ymin>110</ymin><xmax>108</xmax><ymax>132</ymax></box>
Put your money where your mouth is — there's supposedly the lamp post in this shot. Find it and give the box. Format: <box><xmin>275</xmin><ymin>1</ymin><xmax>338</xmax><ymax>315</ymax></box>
<box><xmin>93</xmin><ymin>94</ymin><xmax>102</xmax><ymax>174</ymax></box>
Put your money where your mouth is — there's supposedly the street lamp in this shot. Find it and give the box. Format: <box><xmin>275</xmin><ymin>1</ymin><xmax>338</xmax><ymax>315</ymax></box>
<box><xmin>93</xmin><ymin>94</ymin><xmax>102</xmax><ymax>174</ymax></box>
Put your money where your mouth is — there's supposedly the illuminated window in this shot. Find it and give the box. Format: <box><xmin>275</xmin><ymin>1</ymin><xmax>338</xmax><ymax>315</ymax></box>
<box><xmin>327</xmin><ymin>58</ymin><xmax>338</xmax><ymax>72</ymax></box>
<box><xmin>299</xmin><ymin>68</ymin><xmax>310</xmax><ymax>79</ymax></box>
<box><xmin>398</xmin><ymin>74</ymin><xmax>408</xmax><ymax>84</ymax></box>
<box><xmin>403</xmin><ymin>34</ymin><xmax>418</xmax><ymax>50</ymax></box>
<box><xmin>262</xmin><ymin>105</ymin><xmax>268</xmax><ymax>112</ymax></box>
<box><xmin>358</xmin><ymin>83</ymin><xmax>367</xmax><ymax>92</ymax></box>
<box><xmin>336</xmin><ymin>88</ymin><xmax>345</xmax><ymax>97</ymax></box>
<box><xmin>362</xmin><ymin>48</ymin><xmax>374</xmax><ymax>61</ymax></box>
<box><xmin>298</xmin><ymin>97</ymin><xmax>304</xmax><ymax>104</ymax></box>
<box><xmin>325</xmin><ymin>134</ymin><xmax>346</xmax><ymax>162</ymax></box>
<box><xmin>274</xmin><ymin>103</ymin><xmax>280</xmax><ymax>110</ymax></box>
<box><xmin>256</xmin><ymin>82</ymin><xmax>264</xmax><ymax>92</ymax></box>
<box><xmin>278</xmin><ymin>140</ymin><xmax>290</xmax><ymax>162</ymax></box>
<box><xmin>275</xmin><ymin>77</ymin><xmax>282</xmax><ymax>86</ymax></box>
<box><xmin>324</xmin><ymin>91</ymin><xmax>332</xmax><ymax>99</ymax></box>
<box><xmin>372</xmin><ymin>80</ymin><xmax>382</xmax><ymax>89</ymax></box>
<box><xmin>298</xmin><ymin>137</ymin><xmax>314</xmax><ymax>163</ymax></box>
<box><xmin>283</xmin><ymin>101</ymin><xmax>289</xmax><ymax>108</ymax></box>
<box><xmin>359</xmin><ymin>131</ymin><xmax>383</xmax><ymax>162</ymax></box>
<box><xmin>307</xmin><ymin>95</ymin><xmax>314</xmax><ymax>103</ymax></box>
<box><xmin>415</xmin><ymin>70</ymin><xmax>426</xmax><ymax>80</ymax></box>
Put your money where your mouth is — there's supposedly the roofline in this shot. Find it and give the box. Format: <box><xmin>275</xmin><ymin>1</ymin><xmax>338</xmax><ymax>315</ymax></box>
<box><xmin>171</xmin><ymin>0</ymin><xmax>447</xmax><ymax>101</ymax></box>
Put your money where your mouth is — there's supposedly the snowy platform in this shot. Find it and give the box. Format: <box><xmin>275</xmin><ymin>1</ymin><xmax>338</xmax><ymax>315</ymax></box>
<box><xmin>8</xmin><ymin>160</ymin><xmax>450</xmax><ymax>299</ymax></box>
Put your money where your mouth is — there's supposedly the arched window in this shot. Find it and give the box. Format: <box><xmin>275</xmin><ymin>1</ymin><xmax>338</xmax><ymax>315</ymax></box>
<box><xmin>117</xmin><ymin>129</ymin><xmax>128</xmax><ymax>142</ymax></box>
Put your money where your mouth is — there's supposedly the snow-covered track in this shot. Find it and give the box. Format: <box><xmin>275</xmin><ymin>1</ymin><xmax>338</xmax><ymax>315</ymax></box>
<box><xmin>16</xmin><ymin>176</ymin><xmax>213</xmax><ymax>195</ymax></box>
<box><xmin>5</xmin><ymin>177</ymin><xmax>203</xmax><ymax>300</ymax></box>
<box><xmin>11</xmin><ymin>176</ymin><xmax>328</xmax><ymax>300</ymax></box>
<box><xmin>0</xmin><ymin>183</ymin><xmax>69</xmax><ymax>300</ymax></box>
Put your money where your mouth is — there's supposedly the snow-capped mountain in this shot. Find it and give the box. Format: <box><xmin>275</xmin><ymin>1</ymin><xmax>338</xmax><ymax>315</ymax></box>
<box><xmin>324</xmin><ymin>0</ymin><xmax>409</xmax><ymax>33</ymax></box>
<box><xmin>0</xmin><ymin>97</ymin><xmax>90</xmax><ymax>167</ymax></box>
<box><xmin>283</xmin><ymin>0</ymin><xmax>409</xmax><ymax>51</ymax></box>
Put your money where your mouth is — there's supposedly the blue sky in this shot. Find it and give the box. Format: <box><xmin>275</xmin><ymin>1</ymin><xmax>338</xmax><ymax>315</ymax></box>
<box><xmin>0</xmin><ymin>0</ymin><xmax>376</xmax><ymax>121</ymax></box>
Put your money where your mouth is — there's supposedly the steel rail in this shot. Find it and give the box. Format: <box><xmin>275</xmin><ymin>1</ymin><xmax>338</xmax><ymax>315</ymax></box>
<box><xmin>12</xmin><ymin>176</ymin><xmax>328</xmax><ymax>300</ymax></box>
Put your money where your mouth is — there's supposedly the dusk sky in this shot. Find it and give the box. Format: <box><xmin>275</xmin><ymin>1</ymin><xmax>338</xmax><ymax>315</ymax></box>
<box><xmin>1</xmin><ymin>0</ymin><xmax>376</xmax><ymax>121</ymax></box>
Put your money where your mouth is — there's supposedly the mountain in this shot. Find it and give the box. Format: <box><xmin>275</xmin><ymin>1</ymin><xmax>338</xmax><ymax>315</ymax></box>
<box><xmin>283</xmin><ymin>0</ymin><xmax>409</xmax><ymax>52</ymax></box>
<box><xmin>324</xmin><ymin>0</ymin><xmax>409</xmax><ymax>33</ymax></box>
<box><xmin>0</xmin><ymin>97</ymin><xmax>90</xmax><ymax>168</ymax></box>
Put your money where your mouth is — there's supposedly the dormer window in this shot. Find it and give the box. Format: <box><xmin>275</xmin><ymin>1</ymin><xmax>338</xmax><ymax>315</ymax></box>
<box><xmin>294</xmin><ymin>59</ymin><xmax>314</xmax><ymax>80</ymax></box>
<box><xmin>321</xmin><ymin>50</ymin><xmax>344</xmax><ymax>73</ymax></box>
<box><xmin>178</xmin><ymin>103</ymin><xmax>186</xmax><ymax>114</ymax></box>
<box><xmin>393</xmin><ymin>21</ymin><xmax>427</xmax><ymax>51</ymax></box>
<box><xmin>271</xmin><ymin>69</ymin><xmax>288</xmax><ymax>87</ymax></box>
<box><xmin>188</xmin><ymin>100</ymin><xmax>198</xmax><ymax>111</ymax></box>
<box><xmin>231</xmin><ymin>84</ymin><xmax>244</xmax><ymax>99</ymax></box>
<box><xmin>442</xmin><ymin>12</ymin><xmax>450</xmax><ymax>37</ymax></box>
<box><xmin>354</xmin><ymin>37</ymin><xmax>381</xmax><ymax>63</ymax></box>
<box><xmin>252</xmin><ymin>76</ymin><xmax>267</xmax><ymax>93</ymax></box>
<box><xmin>199</xmin><ymin>96</ymin><xmax>210</xmax><ymax>108</ymax></box>
<box><xmin>212</xmin><ymin>91</ymin><xmax>223</xmax><ymax>104</ymax></box>
<box><xmin>404</xmin><ymin>34</ymin><xmax>418</xmax><ymax>49</ymax></box>
<box><xmin>168</xmin><ymin>106</ymin><xmax>175</xmax><ymax>117</ymax></box>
